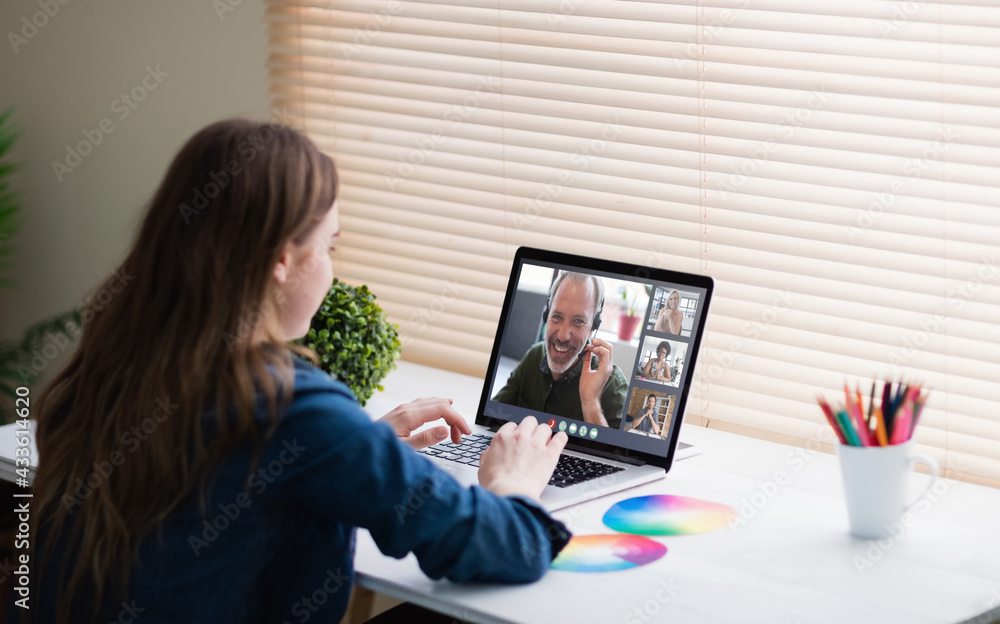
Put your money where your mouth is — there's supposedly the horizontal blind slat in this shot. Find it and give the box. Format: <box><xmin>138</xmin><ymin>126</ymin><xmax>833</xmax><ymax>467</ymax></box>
<box><xmin>267</xmin><ymin>0</ymin><xmax>1000</xmax><ymax>485</ymax></box>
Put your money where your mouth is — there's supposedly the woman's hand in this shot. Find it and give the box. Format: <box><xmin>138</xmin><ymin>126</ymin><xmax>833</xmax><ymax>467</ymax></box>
<box><xmin>478</xmin><ymin>416</ymin><xmax>567</xmax><ymax>502</ymax></box>
<box><xmin>669</xmin><ymin>309</ymin><xmax>683</xmax><ymax>334</ymax></box>
<box><xmin>654</xmin><ymin>308</ymin><xmax>668</xmax><ymax>333</ymax></box>
<box><xmin>377</xmin><ymin>397</ymin><xmax>472</xmax><ymax>449</ymax></box>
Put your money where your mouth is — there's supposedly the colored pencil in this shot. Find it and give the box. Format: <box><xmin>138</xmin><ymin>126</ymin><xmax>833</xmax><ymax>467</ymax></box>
<box><xmin>836</xmin><ymin>410</ymin><xmax>861</xmax><ymax>446</ymax></box>
<box><xmin>890</xmin><ymin>396</ymin><xmax>912</xmax><ymax>445</ymax></box>
<box><xmin>818</xmin><ymin>379</ymin><xmax>927</xmax><ymax>446</ymax></box>
<box><xmin>891</xmin><ymin>382</ymin><xmax>906</xmax><ymax>422</ymax></box>
<box><xmin>866</xmin><ymin>381</ymin><xmax>875</xmax><ymax>426</ymax></box>
<box><xmin>872</xmin><ymin>406</ymin><xmax>889</xmax><ymax>446</ymax></box>
<box><xmin>909</xmin><ymin>390</ymin><xmax>927</xmax><ymax>439</ymax></box>
<box><xmin>818</xmin><ymin>397</ymin><xmax>848</xmax><ymax>445</ymax></box>
<box><xmin>882</xmin><ymin>381</ymin><xmax>894</xmax><ymax>437</ymax></box>
<box><xmin>846</xmin><ymin>385</ymin><xmax>871</xmax><ymax>446</ymax></box>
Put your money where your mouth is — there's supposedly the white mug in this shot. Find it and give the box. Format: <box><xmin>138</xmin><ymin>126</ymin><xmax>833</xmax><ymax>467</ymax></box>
<box><xmin>836</xmin><ymin>440</ymin><xmax>939</xmax><ymax>539</ymax></box>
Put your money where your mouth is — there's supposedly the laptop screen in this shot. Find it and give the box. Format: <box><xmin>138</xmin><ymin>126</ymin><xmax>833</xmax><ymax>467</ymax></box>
<box><xmin>479</xmin><ymin>248</ymin><xmax>713</xmax><ymax>464</ymax></box>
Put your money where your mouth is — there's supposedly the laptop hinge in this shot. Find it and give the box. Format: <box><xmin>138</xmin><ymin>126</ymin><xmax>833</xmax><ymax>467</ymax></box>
<box><xmin>568</xmin><ymin>444</ymin><xmax>647</xmax><ymax>466</ymax></box>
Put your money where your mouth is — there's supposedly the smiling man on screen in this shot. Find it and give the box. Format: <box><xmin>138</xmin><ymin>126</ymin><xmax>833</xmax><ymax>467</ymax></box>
<box><xmin>492</xmin><ymin>271</ymin><xmax>627</xmax><ymax>429</ymax></box>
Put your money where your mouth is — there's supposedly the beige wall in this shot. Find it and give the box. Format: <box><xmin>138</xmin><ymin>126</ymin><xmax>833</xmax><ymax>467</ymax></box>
<box><xmin>0</xmin><ymin>0</ymin><xmax>270</xmax><ymax>380</ymax></box>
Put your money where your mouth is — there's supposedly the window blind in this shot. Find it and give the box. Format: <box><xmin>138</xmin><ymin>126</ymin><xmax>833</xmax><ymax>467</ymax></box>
<box><xmin>266</xmin><ymin>0</ymin><xmax>1000</xmax><ymax>485</ymax></box>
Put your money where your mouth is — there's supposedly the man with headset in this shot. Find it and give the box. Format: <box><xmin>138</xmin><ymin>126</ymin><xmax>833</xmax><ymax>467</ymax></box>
<box><xmin>492</xmin><ymin>271</ymin><xmax>628</xmax><ymax>429</ymax></box>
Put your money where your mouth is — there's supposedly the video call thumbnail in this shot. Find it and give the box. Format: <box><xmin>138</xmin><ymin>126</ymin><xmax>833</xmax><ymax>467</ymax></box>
<box><xmin>633</xmin><ymin>335</ymin><xmax>688</xmax><ymax>389</ymax></box>
<box><xmin>622</xmin><ymin>389</ymin><xmax>675</xmax><ymax>440</ymax></box>
<box><xmin>647</xmin><ymin>287</ymin><xmax>701</xmax><ymax>338</ymax></box>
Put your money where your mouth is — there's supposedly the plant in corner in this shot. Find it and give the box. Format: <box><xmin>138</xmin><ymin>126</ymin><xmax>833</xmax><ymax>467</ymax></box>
<box><xmin>297</xmin><ymin>278</ymin><xmax>402</xmax><ymax>407</ymax></box>
<box><xmin>0</xmin><ymin>108</ymin><xmax>81</xmax><ymax>422</ymax></box>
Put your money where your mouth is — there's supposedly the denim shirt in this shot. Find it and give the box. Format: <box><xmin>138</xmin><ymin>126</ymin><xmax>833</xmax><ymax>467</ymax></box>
<box><xmin>23</xmin><ymin>358</ymin><xmax>571</xmax><ymax>623</ymax></box>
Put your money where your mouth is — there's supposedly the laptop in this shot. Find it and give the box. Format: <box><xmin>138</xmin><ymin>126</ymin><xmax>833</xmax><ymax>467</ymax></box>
<box><xmin>418</xmin><ymin>247</ymin><xmax>714</xmax><ymax>511</ymax></box>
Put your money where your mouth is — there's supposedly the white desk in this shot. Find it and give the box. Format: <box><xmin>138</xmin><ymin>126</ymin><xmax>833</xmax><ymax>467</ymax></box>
<box><xmin>0</xmin><ymin>420</ymin><xmax>36</xmax><ymax>484</ymax></box>
<box><xmin>360</xmin><ymin>361</ymin><xmax>1000</xmax><ymax>624</ymax></box>
<box><xmin>3</xmin><ymin>362</ymin><xmax>997</xmax><ymax>623</ymax></box>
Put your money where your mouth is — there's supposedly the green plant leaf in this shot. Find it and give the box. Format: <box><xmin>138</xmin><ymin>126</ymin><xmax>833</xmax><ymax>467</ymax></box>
<box><xmin>294</xmin><ymin>279</ymin><xmax>401</xmax><ymax>407</ymax></box>
<box><xmin>0</xmin><ymin>307</ymin><xmax>82</xmax><ymax>422</ymax></box>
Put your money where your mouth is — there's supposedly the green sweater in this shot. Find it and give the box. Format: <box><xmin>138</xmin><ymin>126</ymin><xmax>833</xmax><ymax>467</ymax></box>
<box><xmin>492</xmin><ymin>342</ymin><xmax>628</xmax><ymax>430</ymax></box>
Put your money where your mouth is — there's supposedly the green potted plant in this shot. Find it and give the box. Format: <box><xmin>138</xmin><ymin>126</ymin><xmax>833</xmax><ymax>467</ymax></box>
<box><xmin>297</xmin><ymin>278</ymin><xmax>402</xmax><ymax>406</ymax></box>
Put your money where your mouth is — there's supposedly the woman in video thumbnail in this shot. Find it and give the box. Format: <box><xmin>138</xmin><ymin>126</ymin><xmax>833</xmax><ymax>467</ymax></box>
<box><xmin>654</xmin><ymin>289</ymin><xmax>683</xmax><ymax>335</ymax></box>
<box><xmin>632</xmin><ymin>394</ymin><xmax>661</xmax><ymax>435</ymax></box>
<box><xmin>640</xmin><ymin>340</ymin><xmax>673</xmax><ymax>384</ymax></box>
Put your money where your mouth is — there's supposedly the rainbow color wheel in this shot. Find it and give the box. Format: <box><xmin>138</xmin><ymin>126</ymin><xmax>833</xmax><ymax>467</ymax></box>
<box><xmin>550</xmin><ymin>533</ymin><xmax>667</xmax><ymax>573</ymax></box>
<box><xmin>602</xmin><ymin>494</ymin><xmax>735</xmax><ymax>536</ymax></box>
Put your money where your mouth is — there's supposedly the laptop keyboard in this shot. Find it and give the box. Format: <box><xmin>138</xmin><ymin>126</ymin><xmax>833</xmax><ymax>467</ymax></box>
<box><xmin>548</xmin><ymin>454</ymin><xmax>624</xmax><ymax>488</ymax></box>
<box><xmin>420</xmin><ymin>434</ymin><xmax>491</xmax><ymax>466</ymax></box>
<box><xmin>418</xmin><ymin>433</ymin><xmax>625</xmax><ymax>488</ymax></box>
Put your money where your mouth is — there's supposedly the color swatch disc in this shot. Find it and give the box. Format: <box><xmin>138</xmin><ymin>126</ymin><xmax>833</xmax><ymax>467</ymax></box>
<box><xmin>602</xmin><ymin>495</ymin><xmax>735</xmax><ymax>536</ymax></box>
<box><xmin>551</xmin><ymin>534</ymin><xmax>667</xmax><ymax>573</ymax></box>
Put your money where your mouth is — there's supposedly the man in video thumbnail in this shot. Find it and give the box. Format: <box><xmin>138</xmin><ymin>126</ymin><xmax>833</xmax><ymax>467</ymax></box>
<box><xmin>492</xmin><ymin>271</ymin><xmax>627</xmax><ymax>429</ymax></box>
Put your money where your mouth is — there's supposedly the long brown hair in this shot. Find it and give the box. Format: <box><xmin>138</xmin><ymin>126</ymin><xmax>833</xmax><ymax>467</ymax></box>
<box><xmin>30</xmin><ymin>118</ymin><xmax>338</xmax><ymax>623</ymax></box>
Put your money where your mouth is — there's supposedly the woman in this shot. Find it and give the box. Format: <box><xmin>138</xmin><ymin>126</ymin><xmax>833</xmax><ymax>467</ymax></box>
<box><xmin>654</xmin><ymin>289</ymin><xmax>683</xmax><ymax>335</ymax></box>
<box><xmin>631</xmin><ymin>395</ymin><xmax>660</xmax><ymax>436</ymax></box>
<box><xmin>25</xmin><ymin>119</ymin><xmax>569</xmax><ymax>624</ymax></box>
<box><xmin>640</xmin><ymin>341</ymin><xmax>673</xmax><ymax>384</ymax></box>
